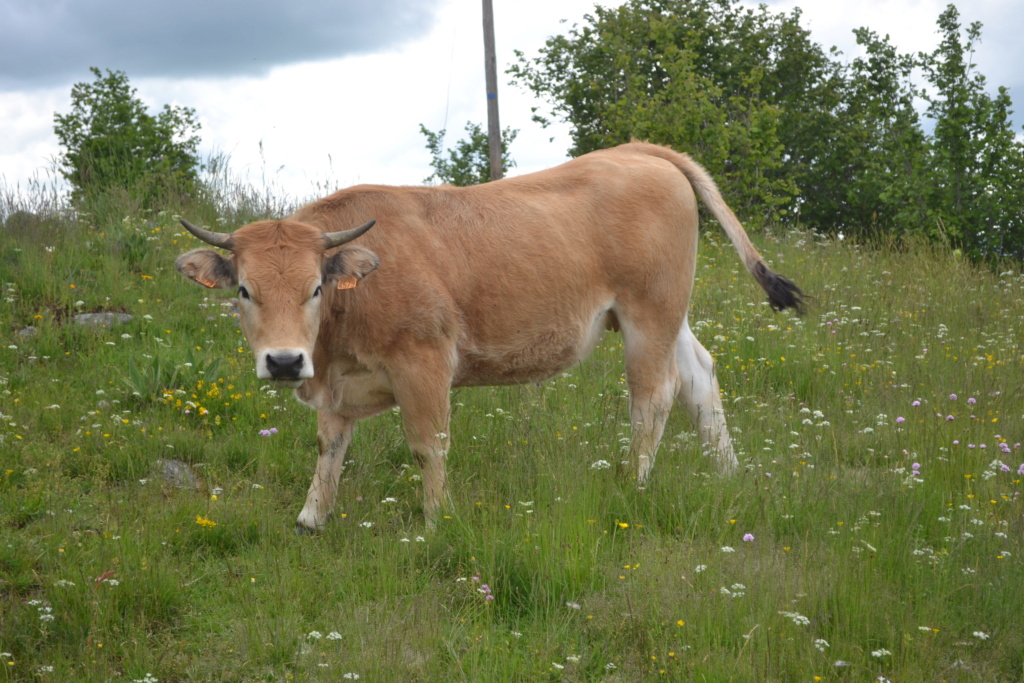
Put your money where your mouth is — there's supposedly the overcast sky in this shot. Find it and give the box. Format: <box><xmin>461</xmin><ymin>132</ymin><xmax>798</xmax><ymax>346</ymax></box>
<box><xmin>1</xmin><ymin>0</ymin><xmax>1021</xmax><ymax>205</ymax></box>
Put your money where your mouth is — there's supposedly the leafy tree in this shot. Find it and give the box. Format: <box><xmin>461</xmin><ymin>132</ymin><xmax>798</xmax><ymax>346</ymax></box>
<box><xmin>508</xmin><ymin>0</ymin><xmax>836</xmax><ymax>226</ymax></box>
<box><xmin>918</xmin><ymin>5</ymin><xmax>1024</xmax><ymax>259</ymax></box>
<box><xmin>828</xmin><ymin>28</ymin><xmax>930</xmax><ymax>236</ymax></box>
<box><xmin>54</xmin><ymin>68</ymin><xmax>202</xmax><ymax>210</ymax></box>
<box><xmin>420</xmin><ymin>122</ymin><xmax>518</xmax><ymax>186</ymax></box>
<box><xmin>511</xmin><ymin>0</ymin><xmax>1024</xmax><ymax>259</ymax></box>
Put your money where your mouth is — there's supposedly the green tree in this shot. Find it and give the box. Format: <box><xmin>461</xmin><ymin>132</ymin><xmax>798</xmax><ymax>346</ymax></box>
<box><xmin>509</xmin><ymin>0</ymin><xmax>838</xmax><ymax>226</ymax></box>
<box><xmin>420</xmin><ymin>121</ymin><xmax>518</xmax><ymax>186</ymax></box>
<box><xmin>827</xmin><ymin>28</ymin><xmax>930</xmax><ymax>237</ymax></box>
<box><xmin>918</xmin><ymin>5</ymin><xmax>1024</xmax><ymax>258</ymax></box>
<box><xmin>54</xmin><ymin>67</ymin><xmax>202</xmax><ymax>210</ymax></box>
<box><xmin>510</xmin><ymin>0</ymin><xmax>1024</xmax><ymax>258</ymax></box>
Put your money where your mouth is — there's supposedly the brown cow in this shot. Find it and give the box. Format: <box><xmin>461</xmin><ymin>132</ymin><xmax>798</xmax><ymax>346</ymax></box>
<box><xmin>174</xmin><ymin>142</ymin><xmax>803</xmax><ymax>532</ymax></box>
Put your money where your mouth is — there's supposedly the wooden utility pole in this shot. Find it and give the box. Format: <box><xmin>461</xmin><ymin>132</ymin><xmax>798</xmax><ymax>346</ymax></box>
<box><xmin>482</xmin><ymin>0</ymin><xmax>502</xmax><ymax>181</ymax></box>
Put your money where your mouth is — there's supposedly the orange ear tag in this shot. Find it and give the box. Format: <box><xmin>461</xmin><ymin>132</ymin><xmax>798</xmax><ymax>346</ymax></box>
<box><xmin>336</xmin><ymin>276</ymin><xmax>359</xmax><ymax>290</ymax></box>
<box><xmin>196</xmin><ymin>276</ymin><xmax>217</xmax><ymax>288</ymax></box>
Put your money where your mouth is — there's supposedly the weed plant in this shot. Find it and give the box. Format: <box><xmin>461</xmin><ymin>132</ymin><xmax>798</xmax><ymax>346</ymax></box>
<box><xmin>1</xmin><ymin>175</ymin><xmax>1022</xmax><ymax>681</ymax></box>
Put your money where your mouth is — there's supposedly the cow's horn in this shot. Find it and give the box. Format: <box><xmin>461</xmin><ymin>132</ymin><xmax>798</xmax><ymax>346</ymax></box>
<box><xmin>180</xmin><ymin>219</ymin><xmax>235</xmax><ymax>250</ymax></box>
<box><xmin>323</xmin><ymin>220</ymin><xmax>376</xmax><ymax>249</ymax></box>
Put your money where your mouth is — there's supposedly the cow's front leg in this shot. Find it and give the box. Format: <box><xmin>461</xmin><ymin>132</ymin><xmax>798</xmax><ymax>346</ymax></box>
<box><xmin>296</xmin><ymin>411</ymin><xmax>354</xmax><ymax>533</ymax></box>
<box><xmin>390</xmin><ymin>350</ymin><xmax>454</xmax><ymax>527</ymax></box>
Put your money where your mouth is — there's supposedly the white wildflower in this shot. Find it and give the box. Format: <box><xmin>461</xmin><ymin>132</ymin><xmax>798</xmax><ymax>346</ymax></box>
<box><xmin>778</xmin><ymin>610</ymin><xmax>810</xmax><ymax>626</ymax></box>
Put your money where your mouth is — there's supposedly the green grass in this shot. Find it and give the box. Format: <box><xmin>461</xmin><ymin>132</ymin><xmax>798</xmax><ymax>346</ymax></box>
<box><xmin>1</xmin><ymin>196</ymin><xmax>1023</xmax><ymax>681</ymax></box>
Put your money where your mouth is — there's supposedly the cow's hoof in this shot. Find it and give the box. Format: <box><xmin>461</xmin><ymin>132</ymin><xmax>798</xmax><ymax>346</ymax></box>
<box><xmin>295</xmin><ymin>522</ymin><xmax>318</xmax><ymax>536</ymax></box>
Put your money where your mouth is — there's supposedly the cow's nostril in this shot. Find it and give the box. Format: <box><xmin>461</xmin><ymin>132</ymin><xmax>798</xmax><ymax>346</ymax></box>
<box><xmin>266</xmin><ymin>352</ymin><xmax>304</xmax><ymax>379</ymax></box>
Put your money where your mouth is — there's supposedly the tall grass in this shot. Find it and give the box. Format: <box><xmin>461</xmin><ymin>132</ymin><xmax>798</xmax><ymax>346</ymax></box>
<box><xmin>1</xmin><ymin>173</ymin><xmax>1023</xmax><ymax>681</ymax></box>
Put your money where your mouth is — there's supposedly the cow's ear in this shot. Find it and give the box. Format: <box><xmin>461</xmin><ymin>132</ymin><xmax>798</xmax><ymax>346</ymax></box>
<box><xmin>175</xmin><ymin>249</ymin><xmax>237</xmax><ymax>289</ymax></box>
<box><xmin>323</xmin><ymin>247</ymin><xmax>380</xmax><ymax>290</ymax></box>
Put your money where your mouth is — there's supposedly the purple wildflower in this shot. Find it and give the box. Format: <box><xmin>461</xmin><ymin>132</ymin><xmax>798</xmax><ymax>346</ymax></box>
<box><xmin>949</xmin><ymin>394</ymin><xmax>958</xmax><ymax>401</ymax></box>
<box><xmin>896</xmin><ymin>416</ymin><xmax>905</xmax><ymax>424</ymax></box>
<box><xmin>967</xmin><ymin>397</ymin><xmax>976</xmax><ymax>405</ymax></box>
<box><xmin>912</xmin><ymin>400</ymin><xmax>921</xmax><ymax>407</ymax></box>
<box><xmin>743</xmin><ymin>533</ymin><xmax>755</xmax><ymax>542</ymax></box>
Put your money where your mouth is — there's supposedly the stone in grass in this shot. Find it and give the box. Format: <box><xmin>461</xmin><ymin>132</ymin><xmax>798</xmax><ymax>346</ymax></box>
<box><xmin>16</xmin><ymin>326</ymin><xmax>38</xmax><ymax>338</ymax></box>
<box><xmin>155</xmin><ymin>459</ymin><xmax>203</xmax><ymax>491</ymax></box>
<box><xmin>73</xmin><ymin>313</ymin><xmax>133</xmax><ymax>327</ymax></box>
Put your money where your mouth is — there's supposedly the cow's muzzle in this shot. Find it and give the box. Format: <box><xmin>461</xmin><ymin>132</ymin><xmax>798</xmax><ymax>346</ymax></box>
<box><xmin>258</xmin><ymin>349</ymin><xmax>314</xmax><ymax>384</ymax></box>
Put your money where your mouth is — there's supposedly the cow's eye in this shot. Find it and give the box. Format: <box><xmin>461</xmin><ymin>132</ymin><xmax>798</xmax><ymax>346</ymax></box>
<box><xmin>313</xmin><ymin>285</ymin><xmax>323</xmax><ymax>298</ymax></box>
<box><xmin>238</xmin><ymin>286</ymin><xmax>250</xmax><ymax>300</ymax></box>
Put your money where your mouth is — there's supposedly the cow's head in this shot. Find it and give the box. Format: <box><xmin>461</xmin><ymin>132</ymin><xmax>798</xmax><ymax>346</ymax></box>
<box><xmin>174</xmin><ymin>218</ymin><xmax>379</xmax><ymax>387</ymax></box>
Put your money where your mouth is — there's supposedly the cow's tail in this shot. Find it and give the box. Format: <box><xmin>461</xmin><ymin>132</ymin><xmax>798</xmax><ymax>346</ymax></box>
<box><xmin>633</xmin><ymin>142</ymin><xmax>804</xmax><ymax>314</ymax></box>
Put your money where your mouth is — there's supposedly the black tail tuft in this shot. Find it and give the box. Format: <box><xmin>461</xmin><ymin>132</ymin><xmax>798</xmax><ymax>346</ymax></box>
<box><xmin>754</xmin><ymin>262</ymin><xmax>805</xmax><ymax>314</ymax></box>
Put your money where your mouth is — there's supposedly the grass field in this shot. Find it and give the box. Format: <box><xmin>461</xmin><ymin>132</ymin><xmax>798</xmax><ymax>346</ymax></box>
<box><xmin>1</xmin><ymin>198</ymin><xmax>1023</xmax><ymax>681</ymax></box>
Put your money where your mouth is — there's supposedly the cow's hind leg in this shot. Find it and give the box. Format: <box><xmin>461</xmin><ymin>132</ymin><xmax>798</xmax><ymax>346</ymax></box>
<box><xmin>297</xmin><ymin>411</ymin><xmax>354</xmax><ymax>533</ymax></box>
<box><xmin>675</xmin><ymin>320</ymin><xmax>738</xmax><ymax>473</ymax></box>
<box><xmin>619</xmin><ymin>319</ymin><xmax>680</xmax><ymax>484</ymax></box>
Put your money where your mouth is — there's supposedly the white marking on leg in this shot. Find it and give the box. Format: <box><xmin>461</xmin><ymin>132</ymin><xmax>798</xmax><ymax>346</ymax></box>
<box><xmin>675</xmin><ymin>321</ymin><xmax>738</xmax><ymax>472</ymax></box>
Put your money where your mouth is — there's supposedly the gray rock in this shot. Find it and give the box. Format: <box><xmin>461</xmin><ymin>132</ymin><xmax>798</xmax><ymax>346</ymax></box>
<box><xmin>73</xmin><ymin>313</ymin><xmax>133</xmax><ymax>327</ymax></box>
<box><xmin>155</xmin><ymin>458</ymin><xmax>203</xmax><ymax>490</ymax></box>
<box><xmin>16</xmin><ymin>326</ymin><xmax>38</xmax><ymax>338</ymax></box>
